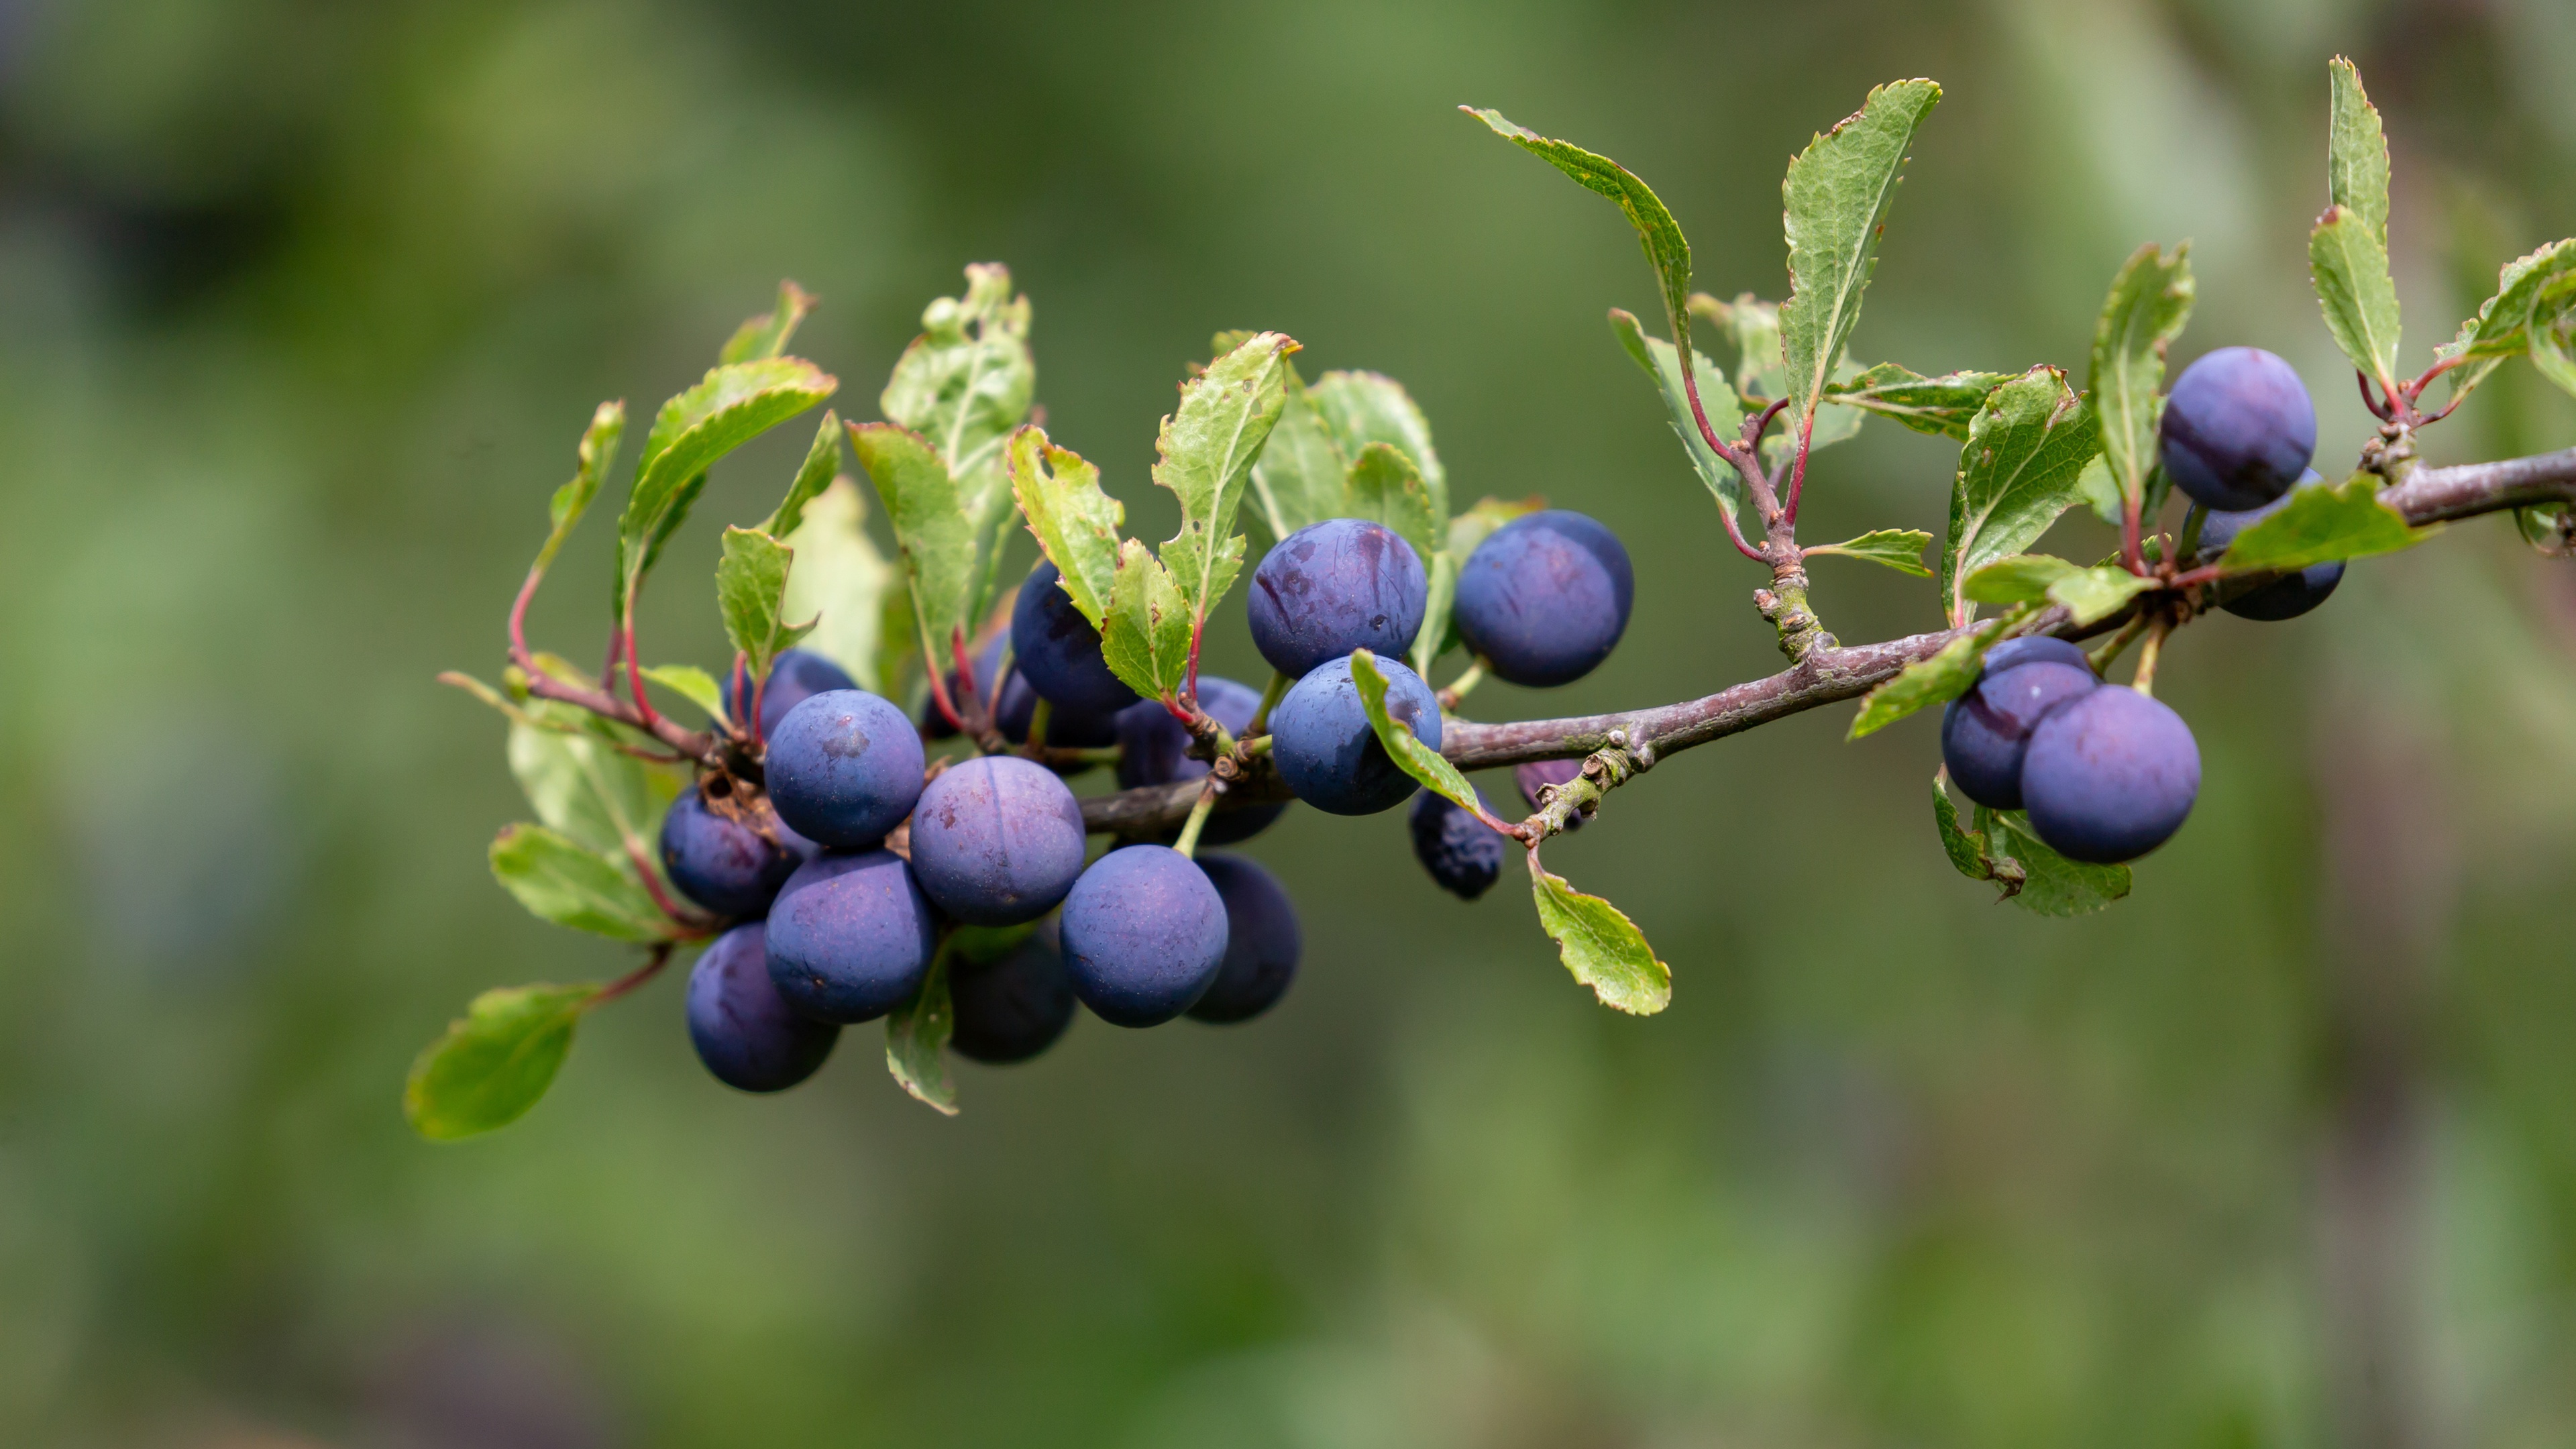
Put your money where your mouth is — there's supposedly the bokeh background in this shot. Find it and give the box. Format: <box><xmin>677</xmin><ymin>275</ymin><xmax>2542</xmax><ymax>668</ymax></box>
<box><xmin>4</xmin><ymin>1</ymin><xmax>2576</xmax><ymax>1445</ymax></box>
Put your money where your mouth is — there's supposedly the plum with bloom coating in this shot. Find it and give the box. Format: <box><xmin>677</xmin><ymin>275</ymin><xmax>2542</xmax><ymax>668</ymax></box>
<box><xmin>906</xmin><ymin>755</ymin><xmax>1087</xmax><ymax>926</ymax></box>
<box><xmin>1187</xmin><ymin>854</ymin><xmax>1302</xmax><ymax>1023</ymax></box>
<box><xmin>1940</xmin><ymin>659</ymin><xmax>2099</xmax><ymax>810</ymax></box>
<box><xmin>949</xmin><ymin>924</ymin><xmax>1077</xmax><ymax>1064</ymax></box>
<box><xmin>1011</xmin><ymin>559</ymin><xmax>1140</xmax><ymax>715</ymax></box>
<box><xmin>2159</xmin><ymin>347</ymin><xmax>2316</xmax><ymax>511</ymax></box>
<box><xmin>687</xmin><ymin>922</ymin><xmax>838</xmax><ymax>1091</ymax></box>
<box><xmin>2194</xmin><ymin>472</ymin><xmax>2346</xmax><ymax>621</ymax></box>
<box><xmin>1246</xmin><ymin>517</ymin><xmax>1428</xmax><ymax>679</ymax></box>
<box><xmin>765</xmin><ymin>689</ymin><xmax>924</xmax><ymax>849</ymax></box>
<box><xmin>1269</xmin><ymin>654</ymin><xmax>1442</xmax><ymax>816</ymax></box>
<box><xmin>1114</xmin><ymin>676</ymin><xmax>1283</xmax><ymax>845</ymax></box>
<box><xmin>764</xmin><ymin>848</ymin><xmax>938</xmax><ymax>1022</ymax></box>
<box><xmin>658</xmin><ymin>786</ymin><xmax>802</xmax><ymax>918</ymax></box>
<box><xmin>1059</xmin><ymin>845</ymin><xmax>1228</xmax><ymax>1028</ymax></box>
<box><xmin>727</xmin><ymin>648</ymin><xmax>855</xmax><ymax>740</ymax></box>
<box><xmin>2020</xmin><ymin>686</ymin><xmax>2201</xmax><ymax>864</ymax></box>
<box><xmin>1452</xmin><ymin>510</ymin><xmax>1633</xmax><ymax>687</ymax></box>
<box><xmin>1409</xmin><ymin>790</ymin><xmax>1507</xmax><ymax>900</ymax></box>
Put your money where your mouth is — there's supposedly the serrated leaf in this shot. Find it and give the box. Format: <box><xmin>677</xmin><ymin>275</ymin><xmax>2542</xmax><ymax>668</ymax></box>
<box><xmin>2437</xmin><ymin>239</ymin><xmax>2576</xmax><ymax>403</ymax></box>
<box><xmin>1421</xmin><ymin>496</ymin><xmax>1546</xmax><ymax>672</ymax></box>
<box><xmin>1932</xmin><ymin>768</ymin><xmax>2026</xmax><ymax>900</ymax></box>
<box><xmin>2215</xmin><ymin>472</ymin><xmax>2428</xmax><ymax>572</ymax></box>
<box><xmin>1247</xmin><ymin>365</ymin><xmax>1349</xmax><ymax>541</ymax></box>
<box><xmin>779</xmin><ymin>478</ymin><xmax>900</xmax><ymax>694</ymax></box>
<box><xmin>1350</xmin><ymin>649</ymin><xmax>1480</xmax><ymax>816</ymax></box>
<box><xmin>881</xmin><ymin>263</ymin><xmax>1034</xmax><ymax>494</ymax></box>
<box><xmin>851</xmin><ymin>421</ymin><xmax>977</xmax><ymax>678</ymax></box>
<box><xmin>1781</xmin><ymin>78</ymin><xmax>1942</xmax><ymax>444</ymax></box>
<box><xmin>1690</xmin><ymin>292</ymin><xmax>1788</xmax><ymax>403</ymax></box>
<box><xmin>2326</xmin><ymin>58</ymin><xmax>2390</xmax><ymax>247</ymax></box>
<box><xmin>1979</xmin><ymin>806</ymin><xmax>2131</xmax><ymax>916</ymax></box>
<box><xmin>405</xmin><ymin>981</ymin><xmax>603</xmax><ymax>1141</ymax></box>
<box><xmin>506</xmin><ymin>702</ymin><xmax>683</xmax><ymax>856</ymax></box>
<box><xmin>1612</xmin><ymin>307</ymin><xmax>1746</xmax><ymax>523</ymax></box>
<box><xmin>1305</xmin><ymin>370</ymin><xmax>1447</xmax><ymax>524</ymax></box>
<box><xmin>490</xmin><ymin>823</ymin><xmax>672</xmax><ymax>942</ymax></box>
<box><xmin>2311</xmin><ymin>205</ymin><xmax>2403</xmax><ymax>392</ymax></box>
<box><xmin>720</xmin><ymin>280</ymin><xmax>815</xmax><ymax>366</ymax></box>
<box><xmin>614</xmin><ymin>358</ymin><xmax>837</xmax><ymax>618</ymax></box>
<box><xmin>1007</xmin><ymin>425</ymin><xmax>1126</xmax><ymax>630</ymax></box>
<box><xmin>1847</xmin><ymin>615</ymin><xmax>2011</xmax><ymax>740</ymax></box>
<box><xmin>763</xmin><ymin>411</ymin><xmax>842</xmax><ymax>543</ymax></box>
<box><xmin>1527</xmin><ymin>850</ymin><xmax>1670</xmax><ymax>1015</ymax></box>
<box><xmin>535</xmin><ymin>402</ymin><xmax>625</xmax><ymax>576</ymax></box>
<box><xmin>716</xmin><ymin>527</ymin><xmax>816</xmax><ymax>682</ymax></box>
<box><xmin>1344</xmin><ymin>443</ymin><xmax>1442</xmax><ymax>565</ymax></box>
<box><xmin>1963</xmin><ymin>552</ymin><xmax>2082</xmax><ymax>604</ymax></box>
<box><xmin>2090</xmin><ymin>244</ymin><xmax>2194</xmax><ymax>507</ymax></box>
<box><xmin>885</xmin><ymin>955</ymin><xmax>957</xmax><ymax>1116</ymax></box>
<box><xmin>1099</xmin><ymin>539</ymin><xmax>1192</xmax><ymax>702</ymax></box>
<box><xmin>1822</xmin><ymin>364</ymin><xmax>2007</xmax><ymax>440</ymax></box>
<box><xmin>1808</xmin><ymin>528</ymin><xmax>1933</xmax><ymax>576</ymax></box>
<box><xmin>638</xmin><ymin>665</ymin><xmax>728</xmax><ymax>722</ymax></box>
<box><xmin>1941</xmin><ymin>367</ymin><xmax>2101</xmax><ymax>626</ymax></box>
<box><xmin>1468</xmin><ymin>106</ymin><xmax>1694</xmax><ymax>362</ymax></box>
<box><xmin>1155</xmin><ymin>331</ymin><xmax>1297</xmax><ymax>625</ymax></box>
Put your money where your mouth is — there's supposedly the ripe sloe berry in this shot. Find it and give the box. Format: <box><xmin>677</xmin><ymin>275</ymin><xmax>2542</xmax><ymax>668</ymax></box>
<box><xmin>1115</xmin><ymin>676</ymin><xmax>1284</xmax><ymax>845</ymax></box>
<box><xmin>2194</xmin><ymin>472</ymin><xmax>2345</xmax><ymax>621</ymax></box>
<box><xmin>949</xmin><ymin>923</ymin><xmax>1077</xmax><ymax>1064</ymax></box>
<box><xmin>1269</xmin><ymin>653</ymin><xmax>1442</xmax><ymax>816</ymax></box>
<box><xmin>1452</xmin><ymin>510</ymin><xmax>1633</xmax><ymax>687</ymax></box>
<box><xmin>1058</xmin><ymin>844</ymin><xmax>1228</xmax><ymax>1027</ymax></box>
<box><xmin>2159</xmin><ymin>347</ymin><xmax>2316</xmax><ymax>511</ymax></box>
<box><xmin>1941</xmin><ymin>659</ymin><xmax>2099</xmax><ymax>810</ymax></box>
<box><xmin>1515</xmin><ymin>757</ymin><xmax>1584</xmax><ymax>831</ymax></box>
<box><xmin>1246</xmin><ymin>518</ymin><xmax>1428</xmax><ymax>679</ymax></box>
<box><xmin>728</xmin><ymin>647</ymin><xmax>855</xmax><ymax>741</ymax></box>
<box><xmin>1978</xmin><ymin>636</ymin><xmax>2092</xmax><ymax>676</ymax></box>
<box><xmin>763</xmin><ymin>848</ymin><xmax>938</xmax><ymax>1022</ymax></box>
<box><xmin>1187</xmin><ymin>854</ymin><xmax>1302</xmax><ymax>1023</ymax></box>
<box><xmin>686</xmin><ymin>921</ymin><xmax>838</xmax><ymax>1092</ymax></box>
<box><xmin>906</xmin><ymin>755</ymin><xmax>1087</xmax><ymax>926</ymax></box>
<box><xmin>1409</xmin><ymin>790</ymin><xmax>1507</xmax><ymax>900</ymax></box>
<box><xmin>2020</xmin><ymin>686</ymin><xmax>2200</xmax><ymax>864</ymax></box>
<box><xmin>1011</xmin><ymin>559</ymin><xmax>1140</xmax><ymax>715</ymax></box>
<box><xmin>659</xmin><ymin>785</ymin><xmax>803</xmax><ymax>918</ymax></box>
<box><xmin>765</xmin><ymin>689</ymin><xmax>924</xmax><ymax>849</ymax></box>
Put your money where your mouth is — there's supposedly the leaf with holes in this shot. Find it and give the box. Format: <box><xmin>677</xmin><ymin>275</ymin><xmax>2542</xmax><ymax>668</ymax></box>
<box><xmin>1154</xmin><ymin>331</ymin><xmax>1298</xmax><ymax>628</ymax></box>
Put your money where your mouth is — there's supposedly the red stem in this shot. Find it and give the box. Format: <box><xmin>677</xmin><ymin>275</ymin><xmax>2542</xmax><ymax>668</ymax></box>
<box><xmin>621</xmin><ymin>614</ymin><xmax>659</xmax><ymax>729</ymax></box>
<box><xmin>2121</xmin><ymin>489</ymin><xmax>2147</xmax><ymax>576</ymax></box>
<box><xmin>508</xmin><ymin>566</ymin><xmax>543</xmax><ymax>663</ymax></box>
<box><xmin>923</xmin><ymin>626</ymin><xmax>967</xmax><ymax>733</ymax></box>
<box><xmin>593</xmin><ymin>943</ymin><xmax>677</xmax><ymax>1006</ymax></box>
<box><xmin>1784</xmin><ymin>412</ymin><xmax>1816</xmax><ymax>524</ymax></box>
<box><xmin>625</xmin><ymin>839</ymin><xmax>715</xmax><ymax>936</ymax></box>
<box><xmin>2357</xmin><ymin>370</ymin><xmax>2395</xmax><ymax>423</ymax></box>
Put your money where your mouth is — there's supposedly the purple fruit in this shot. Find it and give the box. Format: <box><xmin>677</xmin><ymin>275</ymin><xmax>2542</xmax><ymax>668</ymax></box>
<box><xmin>1514</xmin><ymin>757</ymin><xmax>1584</xmax><ymax>831</ymax></box>
<box><xmin>1058</xmin><ymin>844</ymin><xmax>1228</xmax><ymax>1027</ymax></box>
<box><xmin>687</xmin><ymin>921</ymin><xmax>838</xmax><ymax>1092</ymax></box>
<box><xmin>1114</xmin><ymin>676</ymin><xmax>1285</xmax><ymax>845</ymax></box>
<box><xmin>1977</xmin><ymin>636</ymin><xmax>2092</xmax><ymax>676</ymax></box>
<box><xmin>1187</xmin><ymin>854</ymin><xmax>1301</xmax><ymax>1023</ymax></box>
<box><xmin>2159</xmin><ymin>347</ymin><xmax>2316</xmax><ymax>511</ymax></box>
<box><xmin>2019</xmin><ymin>686</ymin><xmax>2200</xmax><ymax>864</ymax></box>
<box><xmin>2196</xmin><ymin>471</ymin><xmax>2345</xmax><ymax>621</ymax></box>
<box><xmin>1011</xmin><ymin>560</ymin><xmax>1140</xmax><ymax>715</ymax></box>
<box><xmin>727</xmin><ymin>648</ymin><xmax>855</xmax><ymax>740</ymax></box>
<box><xmin>906</xmin><ymin>755</ymin><xmax>1087</xmax><ymax>926</ymax></box>
<box><xmin>1409</xmin><ymin>790</ymin><xmax>1507</xmax><ymax>900</ymax></box>
<box><xmin>1269</xmin><ymin>654</ymin><xmax>1441</xmax><ymax>816</ymax></box>
<box><xmin>949</xmin><ymin>924</ymin><xmax>1077</xmax><ymax>1065</ymax></box>
<box><xmin>1940</xmin><ymin>659</ymin><xmax>2100</xmax><ymax>810</ymax></box>
<box><xmin>1246</xmin><ymin>517</ymin><xmax>1428</xmax><ymax>679</ymax></box>
<box><xmin>765</xmin><ymin>689</ymin><xmax>924</xmax><ymax>849</ymax></box>
<box><xmin>763</xmin><ymin>849</ymin><xmax>938</xmax><ymax>1022</ymax></box>
<box><xmin>1452</xmin><ymin>510</ymin><xmax>1633</xmax><ymax>687</ymax></box>
<box><xmin>658</xmin><ymin>785</ymin><xmax>801</xmax><ymax>918</ymax></box>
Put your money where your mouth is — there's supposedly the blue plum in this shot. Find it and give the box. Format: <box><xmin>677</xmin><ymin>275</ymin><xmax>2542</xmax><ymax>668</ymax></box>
<box><xmin>2020</xmin><ymin>686</ymin><xmax>2201</xmax><ymax>864</ymax></box>
<box><xmin>1187</xmin><ymin>853</ymin><xmax>1301</xmax><ymax>1024</ymax></box>
<box><xmin>1977</xmin><ymin>636</ymin><xmax>2092</xmax><ymax>676</ymax></box>
<box><xmin>1011</xmin><ymin>559</ymin><xmax>1140</xmax><ymax>715</ymax></box>
<box><xmin>1245</xmin><ymin>518</ymin><xmax>1428</xmax><ymax>679</ymax></box>
<box><xmin>2159</xmin><ymin>347</ymin><xmax>2316</xmax><ymax>511</ymax></box>
<box><xmin>2194</xmin><ymin>472</ymin><xmax>2345</xmax><ymax>621</ymax></box>
<box><xmin>765</xmin><ymin>689</ymin><xmax>924</xmax><ymax>849</ymax></box>
<box><xmin>1269</xmin><ymin>654</ymin><xmax>1441</xmax><ymax>816</ymax></box>
<box><xmin>1941</xmin><ymin>659</ymin><xmax>2100</xmax><ymax>810</ymax></box>
<box><xmin>1452</xmin><ymin>510</ymin><xmax>1633</xmax><ymax>687</ymax></box>
<box><xmin>763</xmin><ymin>848</ymin><xmax>939</xmax><ymax>1022</ymax></box>
<box><xmin>658</xmin><ymin>785</ymin><xmax>802</xmax><ymax>918</ymax></box>
<box><xmin>924</xmin><ymin>637</ymin><xmax>1120</xmax><ymax>752</ymax></box>
<box><xmin>1115</xmin><ymin>676</ymin><xmax>1285</xmax><ymax>845</ymax></box>
<box><xmin>727</xmin><ymin>647</ymin><xmax>855</xmax><ymax>740</ymax></box>
<box><xmin>1409</xmin><ymin>789</ymin><xmax>1507</xmax><ymax>900</ymax></box>
<box><xmin>906</xmin><ymin>755</ymin><xmax>1087</xmax><ymax>926</ymax></box>
<box><xmin>686</xmin><ymin>921</ymin><xmax>838</xmax><ymax>1092</ymax></box>
<box><xmin>1515</xmin><ymin>757</ymin><xmax>1584</xmax><ymax>831</ymax></box>
<box><xmin>1058</xmin><ymin>844</ymin><xmax>1228</xmax><ymax>1027</ymax></box>
<box><xmin>949</xmin><ymin>923</ymin><xmax>1077</xmax><ymax>1065</ymax></box>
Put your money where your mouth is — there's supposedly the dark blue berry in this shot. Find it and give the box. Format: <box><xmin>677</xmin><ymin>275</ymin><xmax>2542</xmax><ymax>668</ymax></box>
<box><xmin>763</xmin><ymin>848</ymin><xmax>938</xmax><ymax>1022</ymax></box>
<box><xmin>2159</xmin><ymin>347</ymin><xmax>2316</xmax><ymax>511</ymax></box>
<box><xmin>1269</xmin><ymin>654</ymin><xmax>1442</xmax><ymax>816</ymax></box>
<box><xmin>1058</xmin><ymin>844</ymin><xmax>1228</xmax><ymax>1027</ymax></box>
<box><xmin>1246</xmin><ymin>518</ymin><xmax>1428</xmax><ymax>679</ymax></box>
<box><xmin>1978</xmin><ymin>636</ymin><xmax>2092</xmax><ymax>676</ymax></box>
<box><xmin>1011</xmin><ymin>560</ymin><xmax>1140</xmax><ymax>715</ymax></box>
<box><xmin>1409</xmin><ymin>790</ymin><xmax>1507</xmax><ymax>900</ymax></box>
<box><xmin>765</xmin><ymin>689</ymin><xmax>924</xmax><ymax>849</ymax></box>
<box><xmin>949</xmin><ymin>924</ymin><xmax>1077</xmax><ymax>1065</ymax></box>
<box><xmin>658</xmin><ymin>785</ymin><xmax>802</xmax><ymax>918</ymax></box>
<box><xmin>2019</xmin><ymin>686</ymin><xmax>2200</xmax><ymax>864</ymax></box>
<box><xmin>728</xmin><ymin>648</ymin><xmax>855</xmax><ymax>740</ymax></box>
<box><xmin>1452</xmin><ymin>510</ymin><xmax>1633</xmax><ymax>687</ymax></box>
<box><xmin>1186</xmin><ymin>854</ymin><xmax>1301</xmax><ymax>1024</ymax></box>
<box><xmin>1940</xmin><ymin>659</ymin><xmax>2099</xmax><ymax>810</ymax></box>
<box><xmin>687</xmin><ymin>921</ymin><xmax>838</xmax><ymax>1092</ymax></box>
<box><xmin>2195</xmin><ymin>472</ymin><xmax>2345</xmax><ymax>621</ymax></box>
<box><xmin>1114</xmin><ymin>676</ymin><xmax>1285</xmax><ymax>845</ymax></box>
<box><xmin>906</xmin><ymin>755</ymin><xmax>1087</xmax><ymax>926</ymax></box>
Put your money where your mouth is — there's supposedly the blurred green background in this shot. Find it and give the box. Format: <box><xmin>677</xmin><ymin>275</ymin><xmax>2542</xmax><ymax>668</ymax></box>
<box><xmin>5</xmin><ymin>1</ymin><xmax>2576</xmax><ymax>1444</ymax></box>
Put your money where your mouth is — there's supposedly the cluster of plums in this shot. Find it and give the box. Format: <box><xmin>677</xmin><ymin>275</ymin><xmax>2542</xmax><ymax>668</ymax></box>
<box><xmin>672</xmin><ymin>505</ymin><xmax>1635</xmax><ymax>1093</ymax></box>
<box><xmin>2161</xmin><ymin>345</ymin><xmax>2344</xmax><ymax>619</ymax></box>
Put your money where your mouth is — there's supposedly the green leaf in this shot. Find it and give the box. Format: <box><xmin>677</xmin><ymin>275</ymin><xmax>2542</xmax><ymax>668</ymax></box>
<box><xmin>489</xmin><ymin>823</ymin><xmax>673</xmax><ymax>942</ymax></box>
<box><xmin>1611</xmin><ymin>307</ymin><xmax>1746</xmax><ymax>523</ymax></box>
<box><xmin>2074</xmin><ymin>453</ymin><xmax>2124</xmax><ymax>527</ymax></box>
<box><xmin>885</xmin><ymin>955</ymin><xmax>957</xmax><ymax>1116</ymax></box>
<box><xmin>2049</xmin><ymin>565</ymin><xmax>2156</xmax><ymax>626</ymax></box>
<box><xmin>1007</xmin><ymin>425</ymin><xmax>1126</xmax><ymax>629</ymax></box>
<box><xmin>1421</xmin><ymin>496</ymin><xmax>1546</xmax><ymax>672</ymax></box>
<box><xmin>850</xmin><ymin>421</ymin><xmax>977</xmax><ymax>678</ymax></box>
<box><xmin>1940</xmin><ymin>366</ymin><xmax>2102</xmax><ymax>626</ymax></box>
<box><xmin>2215</xmin><ymin>472</ymin><xmax>2429</xmax><ymax>572</ymax></box>
<box><xmin>2436</xmin><ymin>239</ymin><xmax>2576</xmax><ymax>403</ymax></box>
<box><xmin>716</xmin><ymin>527</ymin><xmax>816</xmax><ymax>682</ymax></box>
<box><xmin>505</xmin><ymin>702</ymin><xmax>683</xmax><ymax>856</ymax></box>
<box><xmin>1344</xmin><ymin>442</ymin><xmax>1442</xmax><ymax>566</ymax></box>
<box><xmin>2526</xmin><ymin>272</ymin><xmax>2576</xmax><ymax>400</ymax></box>
<box><xmin>1153</xmin><ymin>331</ymin><xmax>1299</xmax><ymax>627</ymax></box>
<box><xmin>405</xmin><ymin>982</ymin><xmax>603</xmax><ymax>1141</ymax></box>
<box><xmin>535</xmin><ymin>402</ymin><xmax>625</xmax><ymax>576</ymax></box>
<box><xmin>1760</xmin><ymin>358</ymin><xmax>1866</xmax><ymax>472</ymax></box>
<box><xmin>1099</xmin><ymin>539</ymin><xmax>1193</xmax><ymax>702</ymax></box>
<box><xmin>719</xmin><ymin>280</ymin><xmax>816</xmax><ymax>366</ymax></box>
<box><xmin>1304</xmin><ymin>370</ymin><xmax>1448</xmax><ymax>525</ymax></box>
<box><xmin>2088</xmin><ymin>243</ymin><xmax>2194</xmax><ymax>507</ymax></box>
<box><xmin>2310</xmin><ymin>205</ymin><xmax>2403</xmax><ymax>392</ymax></box>
<box><xmin>1245</xmin><ymin>365</ymin><xmax>1349</xmax><ymax>541</ymax></box>
<box><xmin>763</xmin><ymin>411</ymin><xmax>843</xmax><ymax>542</ymax></box>
<box><xmin>614</xmin><ymin>357</ymin><xmax>838</xmax><ymax>618</ymax></box>
<box><xmin>1526</xmin><ymin>849</ymin><xmax>1670</xmax><ymax>1015</ymax></box>
<box><xmin>778</xmin><ymin>478</ymin><xmax>902</xmax><ymax>695</ymax></box>
<box><xmin>1349</xmin><ymin>649</ymin><xmax>1479</xmax><ymax>816</ymax></box>
<box><xmin>2326</xmin><ymin>58</ymin><xmax>2391</xmax><ymax>247</ymax></box>
<box><xmin>1822</xmin><ymin>364</ymin><xmax>2007</xmax><ymax>440</ymax></box>
<box><xmin>1468</xmin><ymin>106</ymin><xmax>1694</xmax><ymax>360</ymax></box>
<box><xmin>1847</xmin><ymin>615</ymin><xmax>2012</xmax><ymax>740</ymax></box>
<box><xmin>1781</xmin><ymin>79</ymin><xmax>1943</xmax><ymax>441</ymax></box>
<box><xmin>1807</xmin><ymin>528</ymin><xmax>1932</xmax><ymax>576</ymax></box>
<box><xmin>1979</xmin><ymin>807</ymin><xmax>2131</xmax><ymax>917</ymax></box>
<box><xmin>638</xmin><ymin>665</ymin><xmax>727</xmax><ymax>722</ymax></box>
<box><xmin>880</xmin><ymin>263</ymin><xmax>1034</xmax><ymax>497</ymax></box>
<box><xmin>1962</xmin><ymin>552</ymin><xmax>2081</xmax><ymax>604</ymax></box>
<box><xmin>1690</xmin><ymin>292</ymin><xmax>1788</xmax><ymax>403</ymax></box>
<box><xmin>1931</xmin><ymin>769</ymin><xmax>2027</xmax><ymax>901</ymax></box>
